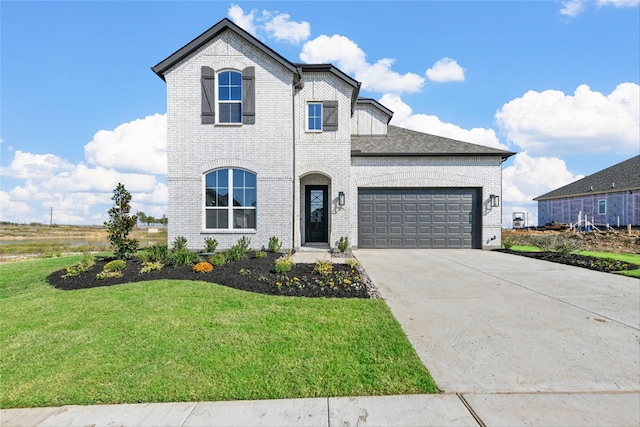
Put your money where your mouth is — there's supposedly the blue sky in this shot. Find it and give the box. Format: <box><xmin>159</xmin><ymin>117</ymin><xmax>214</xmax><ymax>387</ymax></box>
<box><xmin>1</xmin><ymin>1</ymin><xmax>639</xmax><ymax>226</ymax></box>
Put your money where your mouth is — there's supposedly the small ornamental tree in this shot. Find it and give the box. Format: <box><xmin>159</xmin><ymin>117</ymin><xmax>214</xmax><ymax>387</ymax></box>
<box><xmin>104</xmin><ymin>183</ymin><xmax>139</xmax><ymax>259</ymax></box>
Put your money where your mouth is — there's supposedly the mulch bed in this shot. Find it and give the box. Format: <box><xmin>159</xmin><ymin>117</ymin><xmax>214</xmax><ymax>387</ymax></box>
<box><xmin>496</xmin><ymin>249</ymin><xmax>639</xmax><ymax>274</ymax></box>
<box><xmin>47</xmin><ymin>252</ymin><xmax>373</xmax><ymax>298</ymax></box>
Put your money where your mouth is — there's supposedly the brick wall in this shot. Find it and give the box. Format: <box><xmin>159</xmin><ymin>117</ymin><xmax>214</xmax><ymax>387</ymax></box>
<box><xmin>164</xmin><ymin>30</ymin><xmax>295</xmax><ymax>250</ymax></box>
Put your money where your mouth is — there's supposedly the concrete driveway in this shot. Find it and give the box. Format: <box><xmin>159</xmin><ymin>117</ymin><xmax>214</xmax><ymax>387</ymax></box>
<box><xmin>353</xmin><ymin>249</ymin><xmax>640</xmax><ymax>425</ymax></box>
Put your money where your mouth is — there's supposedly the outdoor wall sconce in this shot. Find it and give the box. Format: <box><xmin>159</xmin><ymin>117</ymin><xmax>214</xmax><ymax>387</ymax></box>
<box><xmin>338</xmin><ymin>191</ymin><xmax>346</xmax><ymax>207</ymax></box>
<box><xmin>490</xmin><ymin>194</ymin><xmax>500</xmax><ymax>208</ymax></box>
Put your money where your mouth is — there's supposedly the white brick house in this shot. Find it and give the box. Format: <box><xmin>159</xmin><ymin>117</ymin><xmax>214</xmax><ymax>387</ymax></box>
<box><xmin>152</xmin><ymin>18</ymin><xmax>514</xmax><ymax>251</ymax></box>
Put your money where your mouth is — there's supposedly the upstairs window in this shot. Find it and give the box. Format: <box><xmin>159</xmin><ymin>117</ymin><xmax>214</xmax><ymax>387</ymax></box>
<box><xmin>306</xmin><ymin>101</ymin><xmax>338</xmax><ymax>132</ymax></box>
<box><xmin>307</xmin><ymin>103</ymin><xmax>322</xmax><ymax>131</ymax></box>
<box><xmin>218</xmin><ymin>71</ymin><xmax>242</xmax><ymax>123</ymax></box>
<box><xmin>201</xmin><ymin>67</ymin><xmax>255</xmax><ymax>125</ymax></box>
<box><xmin>205</xmin><ymin>169</ymin><xmax>256</xmax><ymax>230</ymax></box>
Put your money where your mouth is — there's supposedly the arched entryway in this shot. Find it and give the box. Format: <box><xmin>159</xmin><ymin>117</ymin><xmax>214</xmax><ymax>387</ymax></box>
<box><xmin>300</xmin><ymin>173</ymin><xmax>331</xmax><ymax>246</ymax></box>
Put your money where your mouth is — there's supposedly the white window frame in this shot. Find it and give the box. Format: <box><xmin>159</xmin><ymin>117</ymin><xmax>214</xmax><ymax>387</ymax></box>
<box><xmin>217</xmin><ymin>70</ymin><xmax>242</xmax><ymax>124</ymax></box>
<box><xmin>204</xmin><ymin>168</ymin><xmax>256</xmax><ymax>230</ymax></box>
<box><xmin>307</xmin><ymin>102</ymin><xmax>323</xmax><ymax>132</ymax></box>
<box><xmin>598</xmin><ymin>199</ymin><xmax>606</xmax><ymax>215</ymax></box>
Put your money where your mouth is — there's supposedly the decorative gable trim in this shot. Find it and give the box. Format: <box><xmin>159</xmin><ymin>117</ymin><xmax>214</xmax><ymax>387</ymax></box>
<box><xmin>295</xmin><ymin>64</ymin><xmax>361</xmax><ymax>114</ymax></box>
<box><xmin>356</xmin><ymin>98</ymin><xmax>393</xmax><ymax>124</ymax></box>
<box><xmin>152</xmin><ymin>18</ymin><xmax>298</xmax><ymax>80</ymax></box>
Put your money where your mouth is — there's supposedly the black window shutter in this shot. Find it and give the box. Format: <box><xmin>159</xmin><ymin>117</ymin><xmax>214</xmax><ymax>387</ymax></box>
<box><xmin>322</xmin><ymin>100</ymin><xmax>338</xmax><ymax>131</ymax></box>
<box><xmin>201</xmin><ymin>66</ymin><xmax>215</xmax><ymax>124</ymax></box>
<box><xmin>242</xmin><ymin>67</ymin><xmax>255</xmax><ymax>125</ymax></box>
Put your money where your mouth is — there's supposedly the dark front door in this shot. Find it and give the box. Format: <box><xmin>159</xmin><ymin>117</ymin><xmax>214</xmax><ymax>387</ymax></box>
<box><xmin>305</xmin><ymin>185</ymin><xmax>328</xmax><ymax>243</ymax></box>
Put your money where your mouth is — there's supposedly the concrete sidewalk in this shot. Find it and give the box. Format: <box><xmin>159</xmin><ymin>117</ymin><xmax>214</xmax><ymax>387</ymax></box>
<box><xmin>4</xmin><ymin>392</ymin><xmax>639</xmax><ymax>426</ymax></box>
<box><xmin>2</xmin><ymin>394</ymin><xmax>479</xmax><ymax>426</ymax></box>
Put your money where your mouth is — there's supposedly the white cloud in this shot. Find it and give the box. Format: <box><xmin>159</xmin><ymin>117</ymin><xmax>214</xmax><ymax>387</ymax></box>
<box><xmin>380</xmin><ymin>94</ymin><xmax>508</xmax><ymax>150</ymax></box>
<box><xmin>228</xmin><ymin>4</ymin><xmax>257</xmax><ymax>36</ymax></box>
<box><xmin>0</xmin><ymin>151</ymin><xmax>74</xmax><ymax>179</ymax></box>
<box><xmin>560</xmin><ymin>0</ymin><xmax>639</xmax><ymax>16</ymax></box>
<box><xmin>300</xmin><ymin>35</ymin><xmax>425</xmax><ymax>94</ymax></box>
<box><xmin>495</xmin><ymin>83</ymin><xmax>639</xmax><ymax>156</ymax></box>
<box><xmin>426</xmin><ymin>58</ymin><xmax>465</xmax><ymax>82</ymax></box>
<box><xmin>501</xmin><ymin>152</ymin><xmax>584</xmax><ymax>227</ymax></box>
<box><xmin>503</xmin><ymin>152</ymin><xmax>583</xmax><ymax>204</ymax></box>
<box><xmin>0</xmin><ymin>191</ymin><xmax>32</xmax><ymax>222</ymax></box>
<box><xmin>560</xmin><ymin>0</ymin><xmax>586</xmax><ymax>17</ymax></box>
<box><xmin>263</xmin><ymin>13</ymin><xmax>310</xmax><ymax>45</ymax></box>
<box><xmin>84</xmin><ymin>114</ymin><xmax>167</xmax><ymax>175</ymax></box>
<box><xmin>597</xmin><ymin>0</ymin><xmax>640</xmax><ymax>7</ymax></box>
<box><xmin>229</xmin><ymin>5</ymin><xmax>310</xmax><ymax>45</ymax></box>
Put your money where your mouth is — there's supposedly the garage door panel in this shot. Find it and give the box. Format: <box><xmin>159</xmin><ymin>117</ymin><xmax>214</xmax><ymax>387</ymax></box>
<box><xmin>358</xmin><ymin>188</ymin><xmax>479</xmax><ymax>249</ymax></box>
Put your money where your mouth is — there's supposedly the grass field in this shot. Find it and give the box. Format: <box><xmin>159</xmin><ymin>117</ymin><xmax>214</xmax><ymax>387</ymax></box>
<box><xmin>0</xmin><ymin>256</ymin><xmax>438</xmax><ymax>409</ymax></box>
<box><xmin>0</xmin><ymin>224</ymin><xmax>167</xmax><ymax>258</ymax></box>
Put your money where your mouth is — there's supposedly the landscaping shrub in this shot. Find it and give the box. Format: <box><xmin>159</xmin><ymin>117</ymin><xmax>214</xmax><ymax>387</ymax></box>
<box><xmin>170</xmin><ymin>249</ymin><xmax>201</xmax><ymax>267</ymax></box>
<box><xmin>502</xmin><ymin>236</ymin><xmax>515</xmax><ymax>250</ymax></box>
<box><xmin>530</xmin><ymin>234</ymin><xmax>583</xmax><ymax>253</ymax></box>
<box><xmin>239</xmin><ymin>268</ymin><xmax>251</xmax><ymax>276</ymax></box>
<box><xmin>103</xmin><ymin>259</ymin><xmax>126</xmax><ymax>272</ymax></box>
<box><xmin>140</xmin><ymin>261</ymin><xmax>163</xmax><ymax>274</ymax></box>
<box><xmin>345</xmin><ymin>257</ymin><xmax>360</xmax><ymax>268</ymax></box>
<box><xmin>225</xmin><ymin>246</ymin><xmax>245</xmax><ymax>262</ymax></box>
<box><xmin>63</xmin><ymin>253</ymin><xmax>95</xmax><ymax>277</ymax></box>
<box><xmin>104</xmin><ymin>183</ymin><xmax>138</xmax><ymax>259</ymax></box>
<box><xmin>554</xmin><ymin>238</ymin><xmax>583</xmax><ymax>254</ymax></box>
<box><xmin>337</xmin><ymin>236</ymin><xmax>349</xmax><ymax>252</ymax></box>
<box><xmin>203</xmin><ymin>237</ymin><xmax>218</xmax><ymax>253</ymax></box>
<box><xmin>255</xmin><ymin>250</ymin><xmax>267</xmax><ymax>259</ymax></box>
<box><xmin>226</xmin><ymin>237</ymin><xmax>252</xmax><ymax>261</ymax></box>
<box><xmin>172</xmin><ymin>236</ymin><xmax>188</xmax><ymax>251</ymax></box>
<box><xmin>268</xmin><ymin>236</ymin><xmax>282</xmax><ymax>253</ymax></box>
<box><xmin>145</xmin><ymin>244</ymin><xmax>169</xmax><ymax>262</ymax></box>
<box><xmin>530</xmin><ymin>234</ymin><xmax>558</xmax><ymax>252</ymax></box>
<box><xmin>313</xmin><ymin>259</ymin><xmax>333</xmax><ymax>276</ymax></box>
<box><xmin>209</xmin><ymin>253</ymin><xmax>227</xmax><ymax>266</ymax></box>
<box><xmin>96</xmin><ymin>259</ymin><xmax>126</xmax><ymax>280</ymax></box>
<box><xmin>96</xmin><ymin>270</ymin><xmax>123</xmax><ymax>280</ymax></box>
<box><xmin>274</xmin><ymin>252</ymin><xmax>295</xmax><ymax>274</ymax></box>
<box><xmin>193</xmin><ymin>261</ymin><xmax>213</xmax><ymax>273</ymax></box>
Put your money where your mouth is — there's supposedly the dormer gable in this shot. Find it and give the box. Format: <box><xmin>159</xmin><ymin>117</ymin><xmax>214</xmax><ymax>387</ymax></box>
<box><xmin>351</xmin><ymin>98</ymin><xmax>394</xmax><ymax>136</ymax></box>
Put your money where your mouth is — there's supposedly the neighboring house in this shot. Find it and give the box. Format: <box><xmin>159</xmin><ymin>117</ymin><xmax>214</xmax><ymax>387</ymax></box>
<box><xmin>152</xmin><ymin>18</ymin><xmax>514</xmax><ymax>251</ymax></box>
<box><xmin>534</xmin><ymin>155</ymin><xmax>640</xmax><ymax>227</ymax></box>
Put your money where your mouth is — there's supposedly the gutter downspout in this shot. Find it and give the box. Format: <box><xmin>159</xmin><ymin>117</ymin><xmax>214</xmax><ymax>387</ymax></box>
<box><xmin>292</xmin><ymin>84</ymin><xmax>296</xmax><ymax>250</ymax></box>
<box><xmin>292</xmin><ymin>69</ymin><xmax>304</xmax><ymax>250</ymax></box>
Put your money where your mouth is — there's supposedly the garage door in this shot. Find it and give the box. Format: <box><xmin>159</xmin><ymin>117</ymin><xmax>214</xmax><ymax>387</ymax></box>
<box><xmin>358</xmin><ymin>188</ymin><xmax>480</xmax><ymax>249</ymax></box>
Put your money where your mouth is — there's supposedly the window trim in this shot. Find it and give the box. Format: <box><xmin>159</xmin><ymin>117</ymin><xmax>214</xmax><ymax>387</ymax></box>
<box><xmin>307</xmin><ymin>102</ymin><xmax>323</xmax><ymax>132</ymax></box>
<box><xmin>204</xmin><ymin>168</ymin><xmax>257</xmax><ymax>231</ymax></box>
<box><xmin>597</xmin><ymin>199</ymin><xmax>606</xmax><ymax>215</ymax></box>
<box><xmin>217</xmin><ymin>70</ymin><xmax>243</xmax><ymax>124</ymax></box>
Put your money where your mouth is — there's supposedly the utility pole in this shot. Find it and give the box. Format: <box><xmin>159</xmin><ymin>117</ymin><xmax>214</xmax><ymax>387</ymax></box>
<box><xmin>50</xmin><ymin>207</ymin><xmax>53</xmax><ymax>226</ymax></box>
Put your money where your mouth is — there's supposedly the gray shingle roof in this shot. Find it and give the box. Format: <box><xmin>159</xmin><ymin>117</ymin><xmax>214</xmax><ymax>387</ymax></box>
<box><xmin>351</xmin><ymin>125</ymin><xmax>515</xmax><ymax>159</ymax></box>
<box><xmin>534</xmin><ymin>155</ymin><xmax>640</xmax><ymax>201</ymax></box>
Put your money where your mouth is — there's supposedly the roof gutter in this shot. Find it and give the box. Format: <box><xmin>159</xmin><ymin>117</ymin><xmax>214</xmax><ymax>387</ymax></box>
<box><xmin>534</xmin><ymin>186</ymin><xmax>640</xmax><ymax>201</ymax></box>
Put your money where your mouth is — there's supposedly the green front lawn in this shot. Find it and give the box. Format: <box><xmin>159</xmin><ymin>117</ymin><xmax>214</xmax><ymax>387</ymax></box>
<box><xmin>0</xmin><ymin>256</ymin><xmax>437</xmax><ymax>409</ymax></box>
